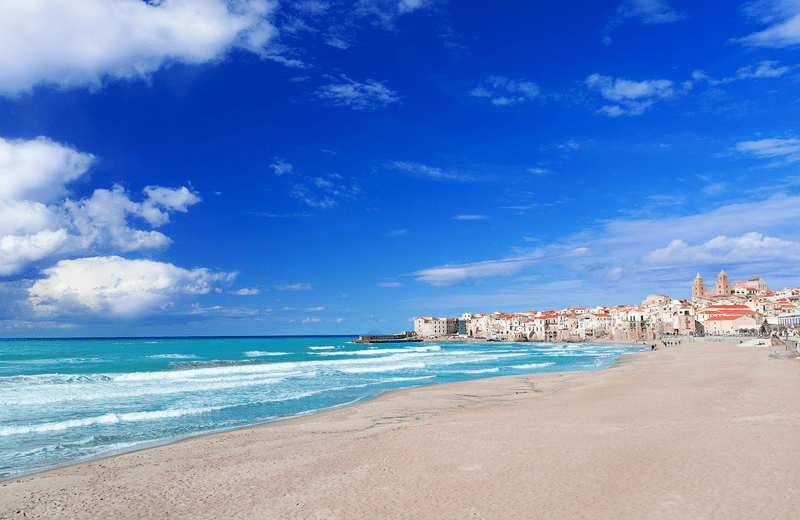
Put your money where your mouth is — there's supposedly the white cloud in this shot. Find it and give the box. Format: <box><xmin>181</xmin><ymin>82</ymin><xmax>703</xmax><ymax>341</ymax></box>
<box><xmin>377</xmin><ymin>281</ymin><xmax>404</xmax><ymax>287</ymax></box>
<box><xmin>693</xmin><ymin>61</ymin><xmax>795</xmax><ymax>86</ymax></box>
<box><xmin>585</xmin><ymin>73</ymin><xmax>686</xmax><ymax>116</ymax></box>
<box><xmin>0</xmin><ymin>0</ymin><xmax>278</xmax><ymax>96</ymax></box>
<box><xmin>734</xmin><ymin>0</ymin><xmax>800</xmax><ymax>48</ymax></box>
<box><xmin>471</xmin><ymin>76</ymin><xmax>540</xmax><ymax>106</ymax></box>
<box><xmin>316</xmin><ymin>74</ymin><xmax>400</xmax><ymax>110</ymax></box>
<box><xmin>290</xmin><ymin>183</ymin><xmax>337</xmax><ymax>208</ymax></box>
<box><xmin>453</xmin><ymin>215</ymin><xmax>488</xmax><ymax>220</ymax></box>
<box><xmin>528</xmin><ymin>168</ymin><xmax>550</xmax><ymax>175</ymax></box>
<box><xmin>616</xmin><ymin>0</ymin><xmax>686</xmax><ymax>24</ymax></box>
<box><xmin>302</xmin><ymin>317</ymin><xmax>322</xmax><ymax>323</ymax></box>
<box><xmin>274</xmin><ymin>283</ymin><xmax>313</xmax><ymax>290</ymax></box>
<box><xmin>388</xmin><ymin>229</ymin><xmax>407</xmax><ymax>236</ymax></box>
<box><xmin>643</xmin><ymin>233</ymin><xmax>800</xmax><ymax>266</ymax></box>
<box><xmin>414</xmin><ymin>258</ymin><xmax>535</xmax><ymax>287</ymax></box>
<box><xmin>269</xmin><ymin>159</ymin><xmax>294</xmax><ymax>175</ymax></box>
<box><xmin>28</xmin><ymin>256</ymin><xmax>235</xmax><ymax>317</ymax></box>
<box><xmin>388</xmin><ymin>161</ymin><xmax>476</xmax><ymax>181</ymax></box>
<box><xmin>586</xmin><ymin>74</ymin><xmax>678</xmax><ymax>101</ymax></box>
<box><xmin>288</xmin><ymin>175</ymin><xmax>361</xmax><ymax>208</ymax></box>
<box><xmin>736</xmin><ymin>138</ymin><xmax>800</xmax><ymax>160</ymax></box>
<box><xmin>188</xmin><ymin>303</ymin><xmax>259</xmax><ymax>317</ymax></box>
<box><xmin>232</xmin><ymin>288</ymin><xmax>261</xmax><ymax>295</ymax></box>
<box><xmin>412</xmin><ymin>193</ymin><xmax>800</xmax><ymax>298</ymax></box>
<box><xmin>306</xmin><ymin>306</ymin><xmax>325</xmax><ymax>311</ymax></box>
<box><xmin>735</xmin><ymin>60</ymin><xmax>793</xmax><ymax>78</ymax></box>
<box><xmin>0</xmin><ymin>136</ymin><xmax>95</xmax><ymax>203</ymax></box>
<box><xmin>0</xmin><ymin>136</ymin><xmax>201</xmax><ymax>276</ymax></box>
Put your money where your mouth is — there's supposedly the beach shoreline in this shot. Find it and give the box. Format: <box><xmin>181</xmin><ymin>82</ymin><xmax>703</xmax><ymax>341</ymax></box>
<box><xmin>3</xmin><ymin>340</ymin><xmax>798</xmax><ymax>519</ymax></box>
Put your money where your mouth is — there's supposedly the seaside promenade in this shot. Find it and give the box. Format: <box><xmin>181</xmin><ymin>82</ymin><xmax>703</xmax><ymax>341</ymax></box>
<box><xmin>2</xmin><ymin>340</ymin><xmax>798</xmax><ymax>519</ymax></box>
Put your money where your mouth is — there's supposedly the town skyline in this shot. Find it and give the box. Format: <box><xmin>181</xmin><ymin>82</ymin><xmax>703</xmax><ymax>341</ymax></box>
<box><xmin>413</xmin><ymin>270</ymin><xmax>800</xmax><ymax>341</ymax></box>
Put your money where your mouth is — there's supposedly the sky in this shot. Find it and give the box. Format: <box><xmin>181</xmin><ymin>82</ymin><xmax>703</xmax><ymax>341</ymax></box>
<box><xmin>1</xmin><ymin>0</ymin><xmax>800</xmax><ymax>337</ymax></box>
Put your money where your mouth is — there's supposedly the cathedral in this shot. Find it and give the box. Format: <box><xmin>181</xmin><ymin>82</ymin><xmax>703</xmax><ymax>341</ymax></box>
<box><xmin>692</xmin><ymin>270</ymin><xmax>733</xmax><ymax>299</ymax></box>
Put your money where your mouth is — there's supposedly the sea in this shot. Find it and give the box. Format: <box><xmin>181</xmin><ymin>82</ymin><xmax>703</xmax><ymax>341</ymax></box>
<box><xmin>0</xmin><ymin>336</ymin><xmax>645</xmax><ymax>480</ymax></box>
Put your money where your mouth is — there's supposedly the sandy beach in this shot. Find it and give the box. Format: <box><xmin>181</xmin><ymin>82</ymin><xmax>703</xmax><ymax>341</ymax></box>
<box><xmin>2</xmin><ymin>340</ymin><xmax>798</xmax><ymax>519</ymax></box>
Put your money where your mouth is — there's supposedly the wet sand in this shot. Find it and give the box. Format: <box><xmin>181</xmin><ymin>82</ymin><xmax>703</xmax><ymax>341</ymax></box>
<box><xmin>2</xmin><ymin>340</ymin><xmax>799</xmax><ymax>519</ymax></box>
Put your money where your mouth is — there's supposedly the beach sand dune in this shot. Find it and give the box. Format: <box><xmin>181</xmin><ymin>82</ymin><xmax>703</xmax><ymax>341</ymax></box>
<box><xmin>2</xmin><ymin>341</ymin><xmax>799</xmax><ymax>519</ymax></box>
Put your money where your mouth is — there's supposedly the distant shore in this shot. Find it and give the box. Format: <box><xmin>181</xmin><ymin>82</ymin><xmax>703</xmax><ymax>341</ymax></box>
<box><xmin>3</xmin><ymin>340</ymin><xmax>799</xmax><ymax>519</ymax></box>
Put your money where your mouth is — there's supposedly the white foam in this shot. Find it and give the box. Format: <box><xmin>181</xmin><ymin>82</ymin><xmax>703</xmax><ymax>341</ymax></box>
<box><xmin>0</xmin><ymin>407</ymin><xmax>223</xmax><ymax>436</ymax></box>
<box><xmin>147</xmin><ymin>354</ymin><xmax>198</xmax><ymax>359</ymax></box>
<box><xmin>314</xmin><ymin>345</ymin><xmax>441</xmax><ymax>356</ymax></box>
<box><xmin>309</xmin><ymin>346</ymin><xmax>335</xmax><ymax>350</ymax></box>
<box><xmin>339</xmin><ymin>362</ymin><xmax>426</xmax><ymax>374</ymax></box>
<box><xmin>0</xmin><ymin>376</ymin><xmax>288</xmax><ymax>406</ymax></box>
<box><xmin>244</xmin><ymin>351</ymin><xmax>289</xmax><ymax>357</ymax></box>
<box><xmin>510</xmin><ymin>362</ymin><xmax>555</xmax><ymax>369</ymax></box>
<box><xmin>456</xmin><ymin>368</ymin><xmax>500</xmax><ymax>374</ymax></box>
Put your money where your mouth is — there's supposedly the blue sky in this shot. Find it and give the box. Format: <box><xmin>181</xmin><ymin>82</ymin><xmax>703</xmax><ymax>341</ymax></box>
<box><xmin>1</xmin><ymin>0</ymin><xmax>800</xmax><ymax>337</ymax></box>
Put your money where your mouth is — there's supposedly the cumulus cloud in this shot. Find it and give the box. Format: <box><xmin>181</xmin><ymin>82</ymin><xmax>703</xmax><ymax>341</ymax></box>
<box><xmin>1</xmin><ymin>184</ymin><xmax>201</xmax><ymax>276</ymax></box>
<box><xmin>28</xmin><ymin>256</ymin><xmax>236</xmax><ymax>317</ymax></box>
<box><xmin>734</xmin><ymin>0</ymin><xmax>800</xmax><ymax>48</ymax></box>
<box><xmin>585</xmin><ymin>73</ymin><xmax>688</xmax><ymax>116</ymax></box>
<box><xmin>0</xmin><ymin>137</ymin><xmax>201</xmax><ymax>276</ymax></box>
<box><xmin>643</xmin><ymin>233</ymin><xmax>800</xmax><ymax>266</ymax></box>
<box><xmin>0</xmin><ymin>0</ymin><xmax>278</xmax><ymax>96</ymax></box>
<box><xmin>388</xmin><ymin>161</ymin><xmax>477</xmax><ymax>182</ymax></box>
<box><xmin>315</xmin><ymin>74</ymin><xmax>400</xmax><ymax>109</ymax></box>
<box><xmin>0</xmin><ymin>136</ymin><xmax>95</xmax><ymax>203</ymax></box>
<box><xmin>306</xmin><ymin>306</ymin><xmax>325</xmax><ymax>311</ymax></box>
<box><xmin>302</xmin><ymin>317</ymin><xmax>322</xmax><ymax>323</ymax></box>
<box><xmin>470</xmin><ymin>76</ymin><xmax>540</xmax><ymax>106</ymax></box>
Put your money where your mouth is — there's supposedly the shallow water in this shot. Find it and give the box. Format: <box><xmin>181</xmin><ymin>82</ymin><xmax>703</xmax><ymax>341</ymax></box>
<box><xmin>0</xmin><ymin>336</ymin><xmax>644</xmax><ymax>479</ymax></box>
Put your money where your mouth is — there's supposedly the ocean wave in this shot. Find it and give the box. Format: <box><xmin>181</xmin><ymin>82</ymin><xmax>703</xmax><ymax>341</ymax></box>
<box><xmin>244</xmin><ymin>351</ymin><xmax>289</xmax><ymax>357</ymax></box>
<box><xmin>510</xmin><ymin>362</ymin><xmax>555</xmax><ymax>369</ymax></box>
<box><xmin>338</xmin><ymin>362</ymin><xmax>426</xmax><ymax>374</ymax></box>
<box><xmin>15</xmin><ymin>436</ymin><xmax>96</xmax><ymax>458</ymax></box>
<box><xmin>309</xmin><ymin>346</ymin><xmax>335</xmax><ymax>350</ymax></box>
<box><xmin>0</xmin><ymin>376</ymin><xmax>289</xmax><ymax>406</ymax></box>
<box><xmin>454</xmin><ymin>368</ymin><xmax>500</xmax><ymax>374</ymax></box>
<box><xmin>113</xmin><ymin>361</ymin><xmax>305</xmax><ymax>382</ymax></box>
<box><xmin>314</xmin><ymin>345</ymin><xmax>442</xmax><ymax>356</ymax></box>
<box><xmin>168</xmin><ymin>359</ymin><xmax>265</xmax><ymax>369</ymax></box>
<box><xmin>0</xmin><ymin>407</ymin><xmax>223</xmax><ymax>437</ymax></box>
<box><xmin>0</xmin><ymin>373</ymin><xmax>113</xmax><ymax>386</ymax></box>
<box><xmin>147</xmin><ymin>354</ymin><xmax>198</xmax><ymax>359</ymax></box>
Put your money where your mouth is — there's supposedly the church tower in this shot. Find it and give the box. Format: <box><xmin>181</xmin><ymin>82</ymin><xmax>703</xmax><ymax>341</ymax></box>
<box><xmin>715</xmin><ymin>269</ymin><xmax>732</xmax><ymax>296</ymax></box>
<box><xmin>692</xmin><ymin>273</ymin><xmax>707</xmax><ymax>300</ymax></box>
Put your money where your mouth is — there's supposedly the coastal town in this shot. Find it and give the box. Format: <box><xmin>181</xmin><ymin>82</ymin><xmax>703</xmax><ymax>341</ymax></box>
<box><xmin>413</xmin><ymin>270</ymin><xmax>800</xmax><ymax>342</ymax></box>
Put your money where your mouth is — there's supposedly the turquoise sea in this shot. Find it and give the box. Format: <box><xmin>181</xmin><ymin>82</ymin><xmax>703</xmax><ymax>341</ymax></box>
<box><xmin>0</xmin><ymin>336</ymin><xmax>644</xmax><ymax>480</ymax></box>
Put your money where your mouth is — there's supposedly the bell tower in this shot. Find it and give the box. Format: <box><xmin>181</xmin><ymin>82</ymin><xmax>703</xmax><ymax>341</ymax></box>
<box><xmin>692</xmin><ymin>273</ymin><xmax>707</xmax><ymax>300</ymax></box>
<box><xmin>716</xmin><ymin>269</ymin><xmax>732</xmax><ymax>296</ymax></box>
